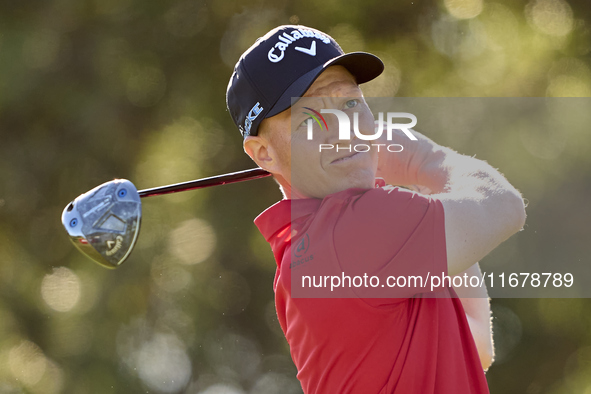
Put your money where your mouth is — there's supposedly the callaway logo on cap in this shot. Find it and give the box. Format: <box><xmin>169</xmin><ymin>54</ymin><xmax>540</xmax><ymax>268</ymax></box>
<box><xmin>226</xmin><ymin>25</ymin><xmax>384</xmax><ymax>138</ymax></box>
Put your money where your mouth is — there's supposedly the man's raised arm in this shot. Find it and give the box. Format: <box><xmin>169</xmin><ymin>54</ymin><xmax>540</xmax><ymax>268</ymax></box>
<box><xmin>378</xmin><ymin>130</ymin><xmax>527</xmax><ymax>276</ymax></box>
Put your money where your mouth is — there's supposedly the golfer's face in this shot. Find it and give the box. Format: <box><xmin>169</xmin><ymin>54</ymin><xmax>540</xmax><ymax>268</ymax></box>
<box><xmin>277</xmin><ymin>66</ymin><xmax>379</xmax><ymax>198</ymax></box>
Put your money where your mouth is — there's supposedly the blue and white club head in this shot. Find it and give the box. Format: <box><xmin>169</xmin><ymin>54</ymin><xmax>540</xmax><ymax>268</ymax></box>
<box><xmin>62</xmin><ymin>179</ymin><xmax>142</xmax><ymax>269</ymax></box>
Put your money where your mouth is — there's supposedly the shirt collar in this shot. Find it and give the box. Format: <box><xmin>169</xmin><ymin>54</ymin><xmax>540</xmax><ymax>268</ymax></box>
<box><xmin>254</xmin><ymin>178</ymin><xmax>386</xmax><ymax>241</ymax></box>
<box><xmin>254</xmin><ymin>197</ymin><xmax>322</xmax><ymax>242</ymax></box>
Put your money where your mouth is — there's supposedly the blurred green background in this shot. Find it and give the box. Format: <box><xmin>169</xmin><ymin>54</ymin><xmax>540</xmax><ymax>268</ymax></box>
<box><xmin>0</xmin><ymin>0</ymin><xmax>590</xmax><ymax>393</ymax></box>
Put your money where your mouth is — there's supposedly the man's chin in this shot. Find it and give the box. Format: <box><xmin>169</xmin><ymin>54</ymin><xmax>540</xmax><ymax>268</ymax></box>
<box><xmin>323</xmin><ymin>173</ymin><xmax>377</xmax><ymax>197</ymax></box>
<box><xmin>340</xmin><ymin>166</ymin><xmax>377</xmax><ymax>188</ymax></box>
<box><xmin>290</xmin><ymin>168</ymin><xmax>377</xmax><ymax>199</ymax></box>
<box><xmin>345</xmin><ymin>176</ymin><xmax>377</xmax><ymax>191</ymax></box>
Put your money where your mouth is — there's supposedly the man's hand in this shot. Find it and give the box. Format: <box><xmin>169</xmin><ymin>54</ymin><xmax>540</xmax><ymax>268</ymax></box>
<box><xmin>375</xmin><ymin>125</ymin><xmax>450</xmax><ymax>192</ymax></box>
<box><xmin>375</xmin><ymin>125</ymin><xmax>431</xmax><ymax>188</ymax></box>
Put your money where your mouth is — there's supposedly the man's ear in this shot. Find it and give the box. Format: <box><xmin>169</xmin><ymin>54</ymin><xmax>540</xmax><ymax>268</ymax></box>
<box><xmin>243</xmin><ymin>135</ymin><xmax>281</xmax><ymax>173</ymax></box>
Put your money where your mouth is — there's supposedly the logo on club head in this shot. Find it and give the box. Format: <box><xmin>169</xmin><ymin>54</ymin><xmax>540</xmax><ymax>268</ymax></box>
<box><xmin>106</xmin><ymin>235</ymin><xmax>124</xmax><ymax>256</ymax></box>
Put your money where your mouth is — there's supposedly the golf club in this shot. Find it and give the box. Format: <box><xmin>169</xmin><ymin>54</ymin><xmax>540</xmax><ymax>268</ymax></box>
<box><xmin>61</xmin><ymin>168</ymin><xmax>271</xmax><ymax>269</ymax></box>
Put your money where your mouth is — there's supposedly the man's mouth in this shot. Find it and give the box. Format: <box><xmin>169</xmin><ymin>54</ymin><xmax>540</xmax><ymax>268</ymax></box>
<box><xmin>331</xmin><ymin>151</ymin><xmax>360</xmax><ymax>164</ymax></box>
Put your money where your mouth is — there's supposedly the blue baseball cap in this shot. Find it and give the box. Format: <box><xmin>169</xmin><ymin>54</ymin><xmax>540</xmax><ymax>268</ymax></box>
<box><xmin>226</xmin><ymin>25</ymin><xmax>384</xmax><ymax>138</ymax></box>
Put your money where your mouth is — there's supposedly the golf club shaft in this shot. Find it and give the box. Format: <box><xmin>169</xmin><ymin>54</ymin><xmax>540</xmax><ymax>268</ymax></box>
<box><xmin>138</xmin><ymin>168</ymin><xmax>271</xmax><ymax>198</ymax></box>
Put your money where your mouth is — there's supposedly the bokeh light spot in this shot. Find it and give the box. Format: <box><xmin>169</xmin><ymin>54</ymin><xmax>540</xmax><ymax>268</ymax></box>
<box><xmin>526</xmin><ymin>0</ymin><xmax>574</xmax><ymax>37</ymax></box>
<box><xmin>168</xmin><ymin>218</ymin><xmax>217</xmax><ymax>265</ymax></box>
<box><xmin>9</xmin><ymin>340</ymin><xmax>47</xmax><ymax>387</ymax></box>
<box><xmin>41</xmin><ymin>267</ymin><xmax>81</xmax><ymax>312</ymax></box>
<box><xmin>136</xmin><ymin>333</ymin><xmax>192</xmax><ymax>393</ymax></box>
<box><xmin>444</xmin><ymin>0</ymin><xmax>483</xmax><ymax>19</ymax></box>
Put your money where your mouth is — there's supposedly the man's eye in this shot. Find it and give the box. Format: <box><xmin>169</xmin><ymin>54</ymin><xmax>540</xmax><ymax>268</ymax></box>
<box><xmin>344</xmin><ymin>99</ymin><xmax>358</xmax><ymax>109</ymax></box>
<box><xmin>299</xmin><ymin>117</ymin><xmax>312</xmax><ymax>128</ymax></box>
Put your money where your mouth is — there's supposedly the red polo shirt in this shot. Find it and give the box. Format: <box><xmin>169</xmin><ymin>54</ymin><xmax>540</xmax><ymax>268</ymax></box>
<box><xmin>254</xmin><ymin>181</ymin><xmax>490</xmax><ymax>394</ymax></box>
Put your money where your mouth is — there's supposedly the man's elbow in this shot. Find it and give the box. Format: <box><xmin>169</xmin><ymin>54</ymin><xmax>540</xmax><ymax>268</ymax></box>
<box><xmin>474</xmin><ymin>321</ymin><xmax>495</xmax><ymax>371</ymax></box>
<box><xmin>508</xmin><ymin>190</ymin><xmax>527</xmax><ymax>233</ymax></box>
<box><xmin>480</xmin><ymin>341</ymin><xmax>494</xmax><ymax>371</ymax></box>
<box><xmin>497</xmin><ymin>189</ymin><xmax>526</xmax><ymax>235</ymax></box>
<box><xmin>466</xmin><ymin>313</ymin><xmax>495</xmax><ymax>371</ymax></box>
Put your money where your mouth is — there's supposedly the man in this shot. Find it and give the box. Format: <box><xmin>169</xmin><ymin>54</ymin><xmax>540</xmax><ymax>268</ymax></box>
<box><xmin>226</xmin><ymin>25</ymin><xmax>526</xmax><ymax>393</ymax></box>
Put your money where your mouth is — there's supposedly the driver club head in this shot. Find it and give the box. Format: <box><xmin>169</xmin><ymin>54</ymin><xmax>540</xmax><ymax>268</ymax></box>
<box><xmin>61</xmin><ymin>179</ymin><xmax>142</xmax><ymax>269</ymax></box>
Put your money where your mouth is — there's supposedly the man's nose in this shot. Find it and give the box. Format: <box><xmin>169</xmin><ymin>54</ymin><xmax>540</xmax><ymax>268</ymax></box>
<box><xmin>325</xmin><ymin>116</ymin><xmax>342</xmax><ymax>144</ymax></box>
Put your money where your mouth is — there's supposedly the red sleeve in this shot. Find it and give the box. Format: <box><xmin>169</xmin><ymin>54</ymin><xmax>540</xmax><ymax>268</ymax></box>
<box><xmin>334</xmin><ymin>185</ymin><xmax>448</xmax><ymax>300</ymax></box>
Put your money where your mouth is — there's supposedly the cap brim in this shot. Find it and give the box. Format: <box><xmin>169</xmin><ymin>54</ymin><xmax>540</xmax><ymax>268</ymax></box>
<box><xmin>266</xmin><ymin>52</ymin><xmax>384</xmax><ymax>118</ymax></box>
